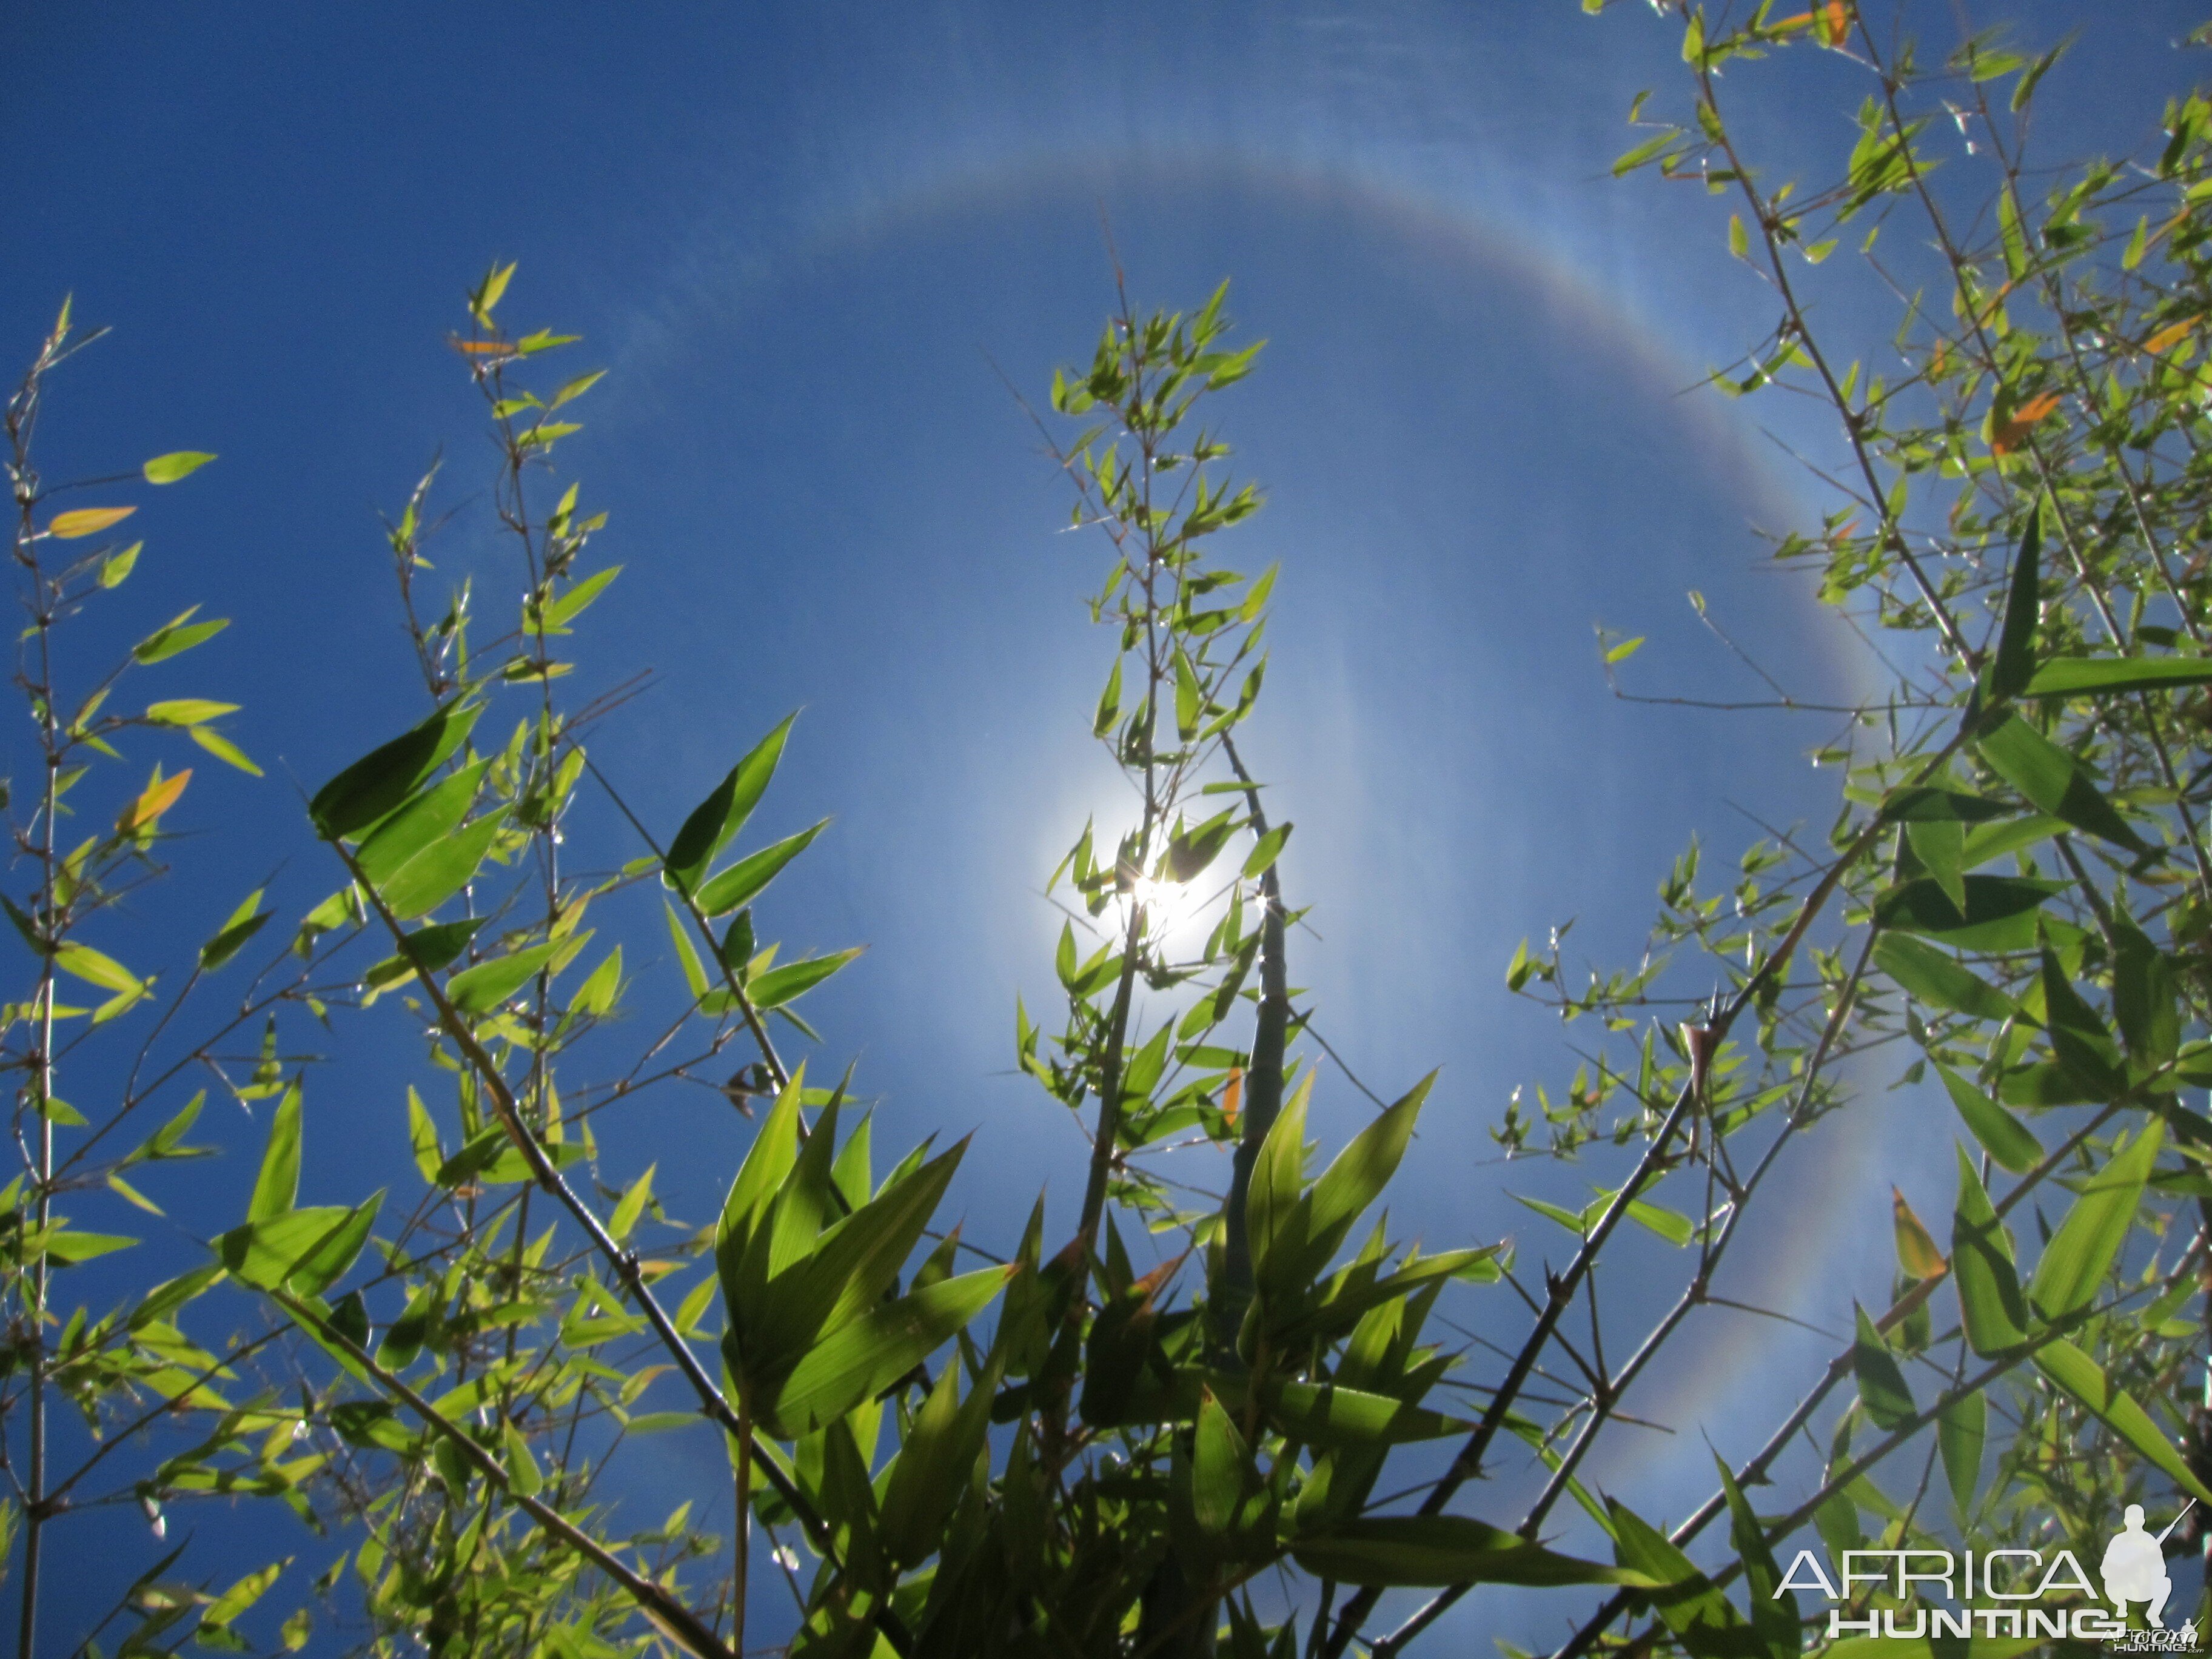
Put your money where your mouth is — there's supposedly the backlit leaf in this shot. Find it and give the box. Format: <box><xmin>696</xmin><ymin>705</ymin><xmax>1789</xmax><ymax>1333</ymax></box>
<box><xmin>142</xmin><ymin>451</ymin><xmax>216</xmax><ymax>485</ymax></box>
<box><xmin>666</xmin><ymin>714</ymin><xmax>796</xmax><ymax>893</ymax></box>
<box><xmin>47</xmin><ymin>506</ymin><xmax>135</xmax><ymax>540</ymax></box>
<box><xmin>1292</xmin><ymin>1515</ymin><xmax>1651</xmax><ymax>1589</ymax></box>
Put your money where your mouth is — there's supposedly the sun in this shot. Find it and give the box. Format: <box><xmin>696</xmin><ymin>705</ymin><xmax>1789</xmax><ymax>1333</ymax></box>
<box><xmin>1103</xmin><ymin>871</ymin><xmax>1210</xmax><ymax>948</ymax></box>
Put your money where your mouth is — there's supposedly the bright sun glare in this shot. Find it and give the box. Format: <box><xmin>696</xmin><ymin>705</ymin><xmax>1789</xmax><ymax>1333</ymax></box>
<box><xmin>1104</xmin><ymin>871</ymin><xmax>1210</xmax><ymax>947</ymax></box>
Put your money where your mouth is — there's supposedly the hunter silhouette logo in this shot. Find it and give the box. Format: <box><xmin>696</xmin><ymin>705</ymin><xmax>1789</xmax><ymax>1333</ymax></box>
<box><xmin>1772</xmin><ymin>1501</ymin><xmax>2202</xmax><ymax>1646</ymax></box>
<box><xmin>2102</xmin><ymin>1503</ymin><xmax>2187</xmax><ymax>1629</ymax></box>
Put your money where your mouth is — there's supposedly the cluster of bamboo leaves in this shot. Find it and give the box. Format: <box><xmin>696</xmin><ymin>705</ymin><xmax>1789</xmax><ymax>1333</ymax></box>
<box><xmin>1429</xmin><ymin>4</ymin><xmax>2212</xmax><ymax>1655</ymax></box>
<box><xmin>0</xmin><ymin>266</ymin><xmax>1662</xmax><ymax>1659</ymax></box>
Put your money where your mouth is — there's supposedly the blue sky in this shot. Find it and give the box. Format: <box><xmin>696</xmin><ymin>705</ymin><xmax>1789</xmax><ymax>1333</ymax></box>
<box><xmin>8</xmin><ymin>2</ymin><xmax>2212</xmax><ymax>1652</ymax></box>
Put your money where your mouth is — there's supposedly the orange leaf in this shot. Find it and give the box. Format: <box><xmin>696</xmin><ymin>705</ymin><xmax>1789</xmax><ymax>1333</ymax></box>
<box><xmin>1820</xmin><ymin>1</ymin><xmax>1851</xmax><ymax>47</ymax></box>
<box><xmin>452</xmin><ymin>338</ymin><xmax>514</xmax><ymax>356</ymax></box>
<box><xmin>118</xmin><ymin>769</ymin><xmax>190</xmax><ymax>836</ymax></box>
<box><xmin>46</xmin><ymin>506</ymin><xmax>136</xmax><ymax>540</ymax></box>
<box><xmin>2145</xmin><ymin>318</ymin><xmax>2197</xmax><ymax>355</ymax></box>
<box><xmin>1991</xmin><ymin>391</ymin><xmax>2061</xmax><ymax>455</ymax></box>
<box><xmin>1220</xmin><ymin>1067</ymin><xmax>1244</xmax><ymax>1128</ymax></box>
<box><xmin>1891</xmin><ymin>1186</ymin><xmax>1946</xmax><ymax>1280</ymax></box>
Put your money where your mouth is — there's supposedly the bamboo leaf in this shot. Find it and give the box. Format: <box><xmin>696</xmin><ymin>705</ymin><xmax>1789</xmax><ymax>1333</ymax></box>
<box><xmin>1939</xmin><ymin>1389</ymin><xmax>1985</xmax><ymax>1518</ymax></box>
<box><xmin>1977</xmin><ymin>714</ymin><xmax>2145</xmax><ymax>851</ymax></box>
<box><xmin>142</xmin><ymin>451</ymin><xmax>216</xmax><ymax>485</ymax></box>
<box><xmin>2027</xmin><ymin>1121</ymin><xmax>2160</xmax><ymax>1321</ymax></box>
<box><xmin>1609</xmin><ymin>1500</ymin><xmax>1751</xmax><ymax>1658</ymax></box>
<box><xmin>749</xmin><ymin>948</ymin><xmax>862</xmax><ymax>1010</ymax></box>
<box><xmin>1936</xmin><ymin>1064</ymin><xmax>2042</xmax><ymax>1174</ymax></box>
<box><xmin>1292</xmin><ymin>1515</ymin><xmax>1652</xmax><ymax>1589</ymax></box>
<box><xmin>763</xmin><ymin>1264</ymin><xmax>1012</xmax><ymax>1438</ymax></box>
<box><xmin>1852</xmin><ymin>1304</ymin><xmax>1915</xmax><ymax>1431</ymax></box>
<box><xmin>2034</xmin><ymin>1338</ymin><xmax>2212</xmax><ymax>1503</ymax></box>
<box><xmin>1951</xmin><ymin>1144</ymin><xmax>2028</xmax><ymax>1356</ymax></box>
<box><xmin>310</xmin><ymin>702</ymin><xmax>481</xmax><ymax>840</ymax></box>
<box><xmin>1874</xmin><ymin>934</ymin><xmax>2016</xmax><ymax>1022</ymax></box>
<box><xmin>665</xmin><ymin>714</ymin><xmax>796</xmax><ymax>893</ymax></box>
<box><xmin>47</xmin><ymin>505</ymin><xmax>135</xmax><ymax>540</ymax></box>
<box><xmin>249</xmin><ymin>1082</ymin><xmax>303</xmax><ymax>1222</ymax></box>
<box><xmin>445</xmin><ymin>942</ymin><xmax>559</xmax><ymax>1014</ymax></box>
<box><xmin>2025</xmin><ymin>655</ymin><xmax>2212</xmax><ymax>697</ymax></box>
<box><xmin>694</xmin><ymin>820</ymin><xmax>828</xmax><ymax>917</ymax></box>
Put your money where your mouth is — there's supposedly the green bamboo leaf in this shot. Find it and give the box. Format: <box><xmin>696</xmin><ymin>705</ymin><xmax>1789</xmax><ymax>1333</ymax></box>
<box><xmin>54</xmin><ymin>941</ymin><xmax>141</xmax><ymax>996</ymax></box>
<box><xmin>1852</xmin><ymin>1304</ymin><xmax>1915</xmax><ymax>1431</ymax></box>
<box><xmin>133</xmin><ymin>607</ymin><xmax>228</xmax><ymax>664</ymax></box>
<box><xmin>397</xmin><ymin>917</ymin><xmax>482</xmax><ymax>975</ymax></box>
<box><xmin>354</xmin><ymin>759</ymin><xmax>491</xmax><ymax>885</ymax></box>
<box><xmin>1191</xmin><ymin>1389</ymin><xmax>1249</xmax><ymax>1538</ymax></box>
<box><xmin>1977</xmin><ymin>714</ymin><xmax>2146</xmax><ymax>851</ymax></box>
<box><xmin>716</xmin><ymin>1071</ymin><xmax>807</xmax><ymax>1307</ymax></box>
<box><xmin>1247</xmin><ymin>1072</ymin><xmax>1313</xmax><ymax>1292</ymax></box>
<box><xmin>39</xmin><ymin>1228</ymin><xmax>137</xmax><ymax>1265</ymax></box>
<box><xmin>568</xmin><ymin>945</ymin><xmax>623</xmax><ymax>1017</ymax></box>
<box><xmin>694</xmin><ymin>820</ymin><xmax>828</xmax><ymax>917</ymax></box>
<box><xmin>2027</xmin><ymin>1120</ymin><xmax>2161</xmax><ymax>1321</ymax></box>
<box><xmin>201</xmin><ymin>888</ymin><xmax>273</xmax><ymax>971</ymax></box>
<box><xmin>310</xmin><ymin>702</ymin><xmax>481</xmax><ymax>840</ymax></box>
<box><xmin>99</xmin><ymin>541</ymin><xmax>139</xmax><ymax>588</ymax></box>
<box><xmin>1905</xmin><ymin>818</ymin><xmax>1967</xmax><ymax>913</ymax></box>
<box><xmin>188</xmin><ymin>725</ymin><xmax>262</xmax><ymax>776</ymax></box>
<box><xmin>142</xmin><ymin>698</ymin><xmax>237</xmax><ymax>726</ymax></box>
<box><xmin>2112</xmin><ymin>919</ymin><xmax>2180</xmax><ymax>1068</ymax></box>
<box><xmin>1269</xmin><ymin>1247</ymin><xmax>1501</xmax><ymax>1348</ymax></box>
<box><xmin>1951</xmin><ymin>1144</ymin><xmax>2028</xmax><ymax>1356</ymax></box>
<box><xmin>502</xmin><ymin>1420</ymin><xmax>543</xmax><ymax>1496</ymax></box>
<box><xmin>1872</xmin><ymin>873</ymin><xmax>2062</xmax><ymax>951</ymax></box>
<box><xmin>1258</xmin><ymin>1376</ymin><xmax>1470</xmax><ymax>1447</ymax></box>
<box><xmin>469</xmin><ymin>260</ymin><xmax>514</xmax><ymax>325</ymax></box>
<box><xmin>200</xmin><ymin>1560</ymin><xmax>282</xmax><ymax>1630</ymax></box>
<box><xmin>879</xmin><ymin>1348</ymin><xmax>1000</xmax><ymax>1569</ymax></box>
<box><xmin>1609</xmin><ymin>1500</ymin><xmax>1751</xmax><ymax>1659</ymax></box>
<box><xmin>1174</xmin><ymin>650</ymin><xmax>1203</xmax><ymax>739</ymax></box>
<box><xmin>1242</xmin><ymin>823</ymin><xmax>1291</xmax><ymax>880</ymax></box>
<box><xmin>2023</xmin><ymin>655</ymin><xmax>2212</xmax><ymax>697</ymax></box>
<box><xmin>1295</xmin><ymin>1072</ymin><xmax>1433</xmax><ymax>1285</ymax></box>
<box><xmin>2034</xmin><ymin>1338</ymin><xmax>2212</xmax><ymax>1503</ymax></box>
<box><xmin>773</xmin><ymin>1140</ymin><xmax>967</xmax><ymax>1362</ymax></box>
<box><xmin>1939</xmin><ymin>1389</ymin><xmax>1985</xmax><ymax>1518</ymax></box>
<box><xmin>665</xmin><ymin>714</ymin><xmax>796</xmax><ymax>893</ymax></box>
<box><xmin>749</xmin><ymin>948</ymin><xmax>862</xmax><ymax>1010</ymax></box>
<box><xmin>1935</xmin><ymin>1065</ymin><xmax>2042</xmax><ymax>1175</ymax></box>
<box><xmin>249</xmin><ymin>1082</ymin><xmax>302</xmax><ymax>1222</ymax></box>
<box><xmin>216</xmin><ymin>1206</ymin><xmax>350</xmax><ymax>1290</ymax></box>
<box><xmin>285</xmin><ymin>1191</ymin><xmax>382</xmax><ymax>1296</ymax></box>
<box><xmin>1879</xmin><ymin>785</ymin><xmax>2013</xmax><ymax>822</ymax></box>
<box><xmin>1988</xmin><ymin>495</ymin><xmax>2042</xmax><ymax>702</ymax></box>
<box><xmin>406</xmin><ymin>1087</ymin><xmax>441</xmax><ymax>1185</ymax></box>
<box><xmin>377</xmin><ymin>813</ymin><xmax>504</xmax><ymax>920</ymax></box>
<box><xmin>142</xmin><ymin>451</ymin><xmax>217</xmax><ymax>485</ymax></box>
<box><xmin>1093</xmin><ymin>658</ymin><xmax>1123</xmax><ymax>738</ymax></box>
<box><xmin>1874</xmin><ymin>934</ymin><xmax>2017</xmax><ymax>1022</ymax></box>
<box><xmin>660</xmin><ymin>899</ymin><xmax>710</xmax><ymax>1001</ymax></box>
<box><xmin>444</xmin><ymin>941</ymin><xmax>559</xmax><ymax>1014</ymax></box>
<box><xmin>763</xmin><ymin>1264</ymin><xmax>1013</xmax><ymax>1438</ymax></box>
<box><xmin>1717</xmin><ymin>1456</ymin><xmax>1797</xmax><ymax>1659</ymax></box>
<box><xmin>536</xmin><ymin>565</ymin><xmax>622</xmax><ymax>631</ymax></box>
<box><xmin>1292</xmin><ymin>1515</ymin><xmax>1651</xmax><ymax>1589</ymax></box>
<box><xmin>1960</xmin><ymin>811</ymin><xmax>2065</xmax><ymax>868</ymax></box>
